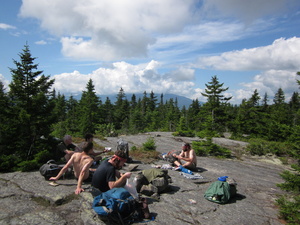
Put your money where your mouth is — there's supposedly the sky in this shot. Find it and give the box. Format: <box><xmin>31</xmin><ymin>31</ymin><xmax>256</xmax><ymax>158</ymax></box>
<box><xmin>1</xmin><ymin>0</ymin><xmax>300</xmax><ymax>105</ymax></box>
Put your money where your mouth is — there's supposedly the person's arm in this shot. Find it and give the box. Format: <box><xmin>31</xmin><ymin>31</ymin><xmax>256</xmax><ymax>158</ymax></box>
<box><xmin>173</xmin><ymin>150</ymin><xmax>184</xmax><ymax>160</ymax></box>
<box><xmin>108</xmin><ymin>172</ymin><xmax>131</xmax><ymax>189</ymax></box>
<box><xmin>91</xmin><ymin>148</ymin><xmax>111</xmax><ymax>156</ymax></box>
<box><xmin>176</xmin><ymin>151</ymin><xmax>193</xmax><ymax>162</ymax></box>
<box><xmin>75</xmin><ymin>160</ymin><xmax>94</xmax><ymax>194</ymax></box>
<box><xmin>49</xmin><ymin>156</ymin><xmax>74</xmax><ymax>181</ymax></box>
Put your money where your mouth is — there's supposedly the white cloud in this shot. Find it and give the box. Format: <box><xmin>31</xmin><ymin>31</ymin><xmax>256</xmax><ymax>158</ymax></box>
<box><xmin>35</xmin><ymin>40</ymin><xmax>47</xmax><ymax>45</ymax></box>
<box><xmin>196</xmin><ymin>37</ymin><xmax>300</xmax><ymax>71</ymax></box>
<box><xmin>20</xmin><ymin>0</ymin><xmax>197</xmax><ymax>60</ymax></box>
<box><xmin>233</xmin><ymin>70</ymin><xmax>299</xmax><ymax>103</ymax></box>
<box><xmin>0</xmin><ymin>74</ymin><xmax>10</xmax><ymax>91</ymax></box>
<box><xmin>52</xmin><ymin>60</ymin><xmax>196</xmax><ymax>98</ymax></box>
<box><xmin>0</xmin><ymin>23</ymin><xmax>16</xmax><ymax>30</ymax></box>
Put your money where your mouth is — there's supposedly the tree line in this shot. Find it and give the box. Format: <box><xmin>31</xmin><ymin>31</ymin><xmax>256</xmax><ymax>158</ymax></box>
<box><xmin>1</xmin><ymin>45</ymin><xmax>300</xmax><ymax>170</ymax></box>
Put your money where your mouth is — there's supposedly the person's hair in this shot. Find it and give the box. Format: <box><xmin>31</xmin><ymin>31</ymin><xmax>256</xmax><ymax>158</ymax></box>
<box><xmin>183</xmin><ymin>143</ymin><xmax>191</xmax><ymax>150</ymax></box>
<box><xmin>84</xmin><ymin>133</ymin><xmax>94</xmax><ymax>141</ymax></box>
<box><xmin>63</xmin><ymin>135</ymin><xmax>72</xmax><ymax>142</ymax></box>
<box><xmin>114</xmin><ymin>150</ymin><xmax>128</xmax><ymax>160</ymax></box>
<box><xmin>82</xmin><ymin>142</ymin><xmax>93</xmax><ymax>153</ymax></box>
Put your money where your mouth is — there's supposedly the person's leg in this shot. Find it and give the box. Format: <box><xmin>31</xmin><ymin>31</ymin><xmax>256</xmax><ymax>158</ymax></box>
<box><xmin>173</xmin><ymin>160</ymin><xmax>181</xmax><ymax>167</ymax></box>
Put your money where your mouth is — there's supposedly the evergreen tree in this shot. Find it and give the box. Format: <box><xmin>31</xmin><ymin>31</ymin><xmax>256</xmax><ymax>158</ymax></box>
<box><xmin>50</xmin><ymin>92</ymin><xmax>68</xmax><ymax>138</ymax></box>
<box><xmin>0</xmin><ymin>81</ymin><xmax>11</xmax><ymax>155</ymax></box>
<box><xmin>114</xmin><ymin>87</ymin><xmax>129</xmax><ymax>130</ymax></box>
<box><xmin>78</xmin><ymin>79</ymin><xmax>101</xmax><ymax>135</ymax></box>
<box><xmin>201</xmin><ymin>76</ymin><xmax>232</xmax><ymax>133</ymax></box>
<box><xmin>65</xmin><ymin>96</ymin><xmax>79</xmax><ymax>134</ymax></box>
<box><xmin>8</xmin><ymin>44</ymin><xmax>55</xmax><ymax>160</ymax></box>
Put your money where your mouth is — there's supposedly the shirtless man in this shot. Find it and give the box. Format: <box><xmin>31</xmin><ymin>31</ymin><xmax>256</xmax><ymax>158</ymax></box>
<box><xmin>172</xmin><ymin>143</ymin><xmax>197</xmax><ymax>171</ymax></box>
<box><xmin>50</xmin><ymin>142</ymin><xmax>94</xmax><ymax>195</ymax></box>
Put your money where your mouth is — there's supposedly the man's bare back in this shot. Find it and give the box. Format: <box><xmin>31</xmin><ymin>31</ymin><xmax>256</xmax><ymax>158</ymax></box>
<box><xmin>72</xmin><ymin>152</ymin><xmax>94</xmax><ymax>180</ymax></box>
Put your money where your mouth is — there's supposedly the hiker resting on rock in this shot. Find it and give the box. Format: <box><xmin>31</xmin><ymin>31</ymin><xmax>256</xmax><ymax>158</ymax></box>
<box><xmin>56</xmin><ymin>135</ymin><xmax>78</xmax><ymax>162</ymax></box>
<box><xmin>172</xmin><ymin>143</ymin><xmax>197</xmax><ymax>171</ymax></box>
<box><xmin>91</xmin><ymin>150</ymin><xmax>131</xmax><ymax>192</ymax></box>
<box><xmin>50</xmin><ymin>142</ymin><xmax>94</xmax><ymax>195</ymax></box>
<box><xmin>76</xmin><ymin>133</ymin><xmax>110</xmax><ymax>162</ymax></box>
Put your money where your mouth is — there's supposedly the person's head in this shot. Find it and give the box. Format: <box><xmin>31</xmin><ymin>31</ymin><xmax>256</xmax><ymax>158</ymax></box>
<box><xmin>84</xmin><ymin>133</ymin><xmax>94</xmax><ymax>142</ymax></box>
<box><xmin>63</xmin><ymin>135</ymin><xmax>72</xmax><ymax>145</ymax></box>
<box><xmin>110</xmin><ymin>150</ymin><xmax>127</xmax><ymax>169</ymax></box>
<box><xmin>82</xmin><ymin>141</ymin><xmax>93</xmax><ymax>154</ymax></box>
<box><xmin>182</xmin><ymin>143</ymin><xmax>191</xmax><ymax>152</ymax></box>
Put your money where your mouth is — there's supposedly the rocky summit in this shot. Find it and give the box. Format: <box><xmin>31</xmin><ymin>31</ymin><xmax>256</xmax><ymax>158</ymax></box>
<box><xmin>0</xmin><ymin>132</ymin><xmax>287</xmax><ymax>225</ymax></box>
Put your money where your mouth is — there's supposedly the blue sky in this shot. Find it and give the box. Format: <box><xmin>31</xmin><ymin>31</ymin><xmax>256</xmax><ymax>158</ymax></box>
<box><xmin>1</xmin><ymin>0</ymin><xmax>300</xmax><ymax>105</ymax></box>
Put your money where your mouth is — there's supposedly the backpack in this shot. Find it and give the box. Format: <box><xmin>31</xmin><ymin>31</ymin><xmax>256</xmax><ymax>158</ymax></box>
<box><xmin>117</xmin><ymin>139</ymin><xmax>132</xmax><ymax>163</ymax></box>
<box><xmin>135</xmin><ymin>169</ymin><xmax>171</xmax><ymax>195</ymax></box>
<box><xmin>93</xmin><ymin>187</ymin><xmax>142</xmax><ymax>224</ymax></box>
<box><xmin>204</xmin><ymin>180</ymin><xmax>232</xmax><ymax>204</ymax></box>
<box><xmin>39</xmin><ymin>160</ymin><xmax>62</xmax><ymax>180</ymax></box>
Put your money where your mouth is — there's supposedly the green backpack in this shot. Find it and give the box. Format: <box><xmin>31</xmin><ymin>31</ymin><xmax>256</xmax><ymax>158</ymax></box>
<box><xmin>204</xmin><ymin>180</ymin><xmax>231</xmax><ymax>204</ymax></box>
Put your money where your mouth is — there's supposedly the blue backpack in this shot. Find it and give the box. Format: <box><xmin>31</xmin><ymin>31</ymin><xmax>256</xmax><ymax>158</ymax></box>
<box><xmin>92</xmin><ymin>187</ymin><xmax>138</xmax><ymax>224</ymax></box>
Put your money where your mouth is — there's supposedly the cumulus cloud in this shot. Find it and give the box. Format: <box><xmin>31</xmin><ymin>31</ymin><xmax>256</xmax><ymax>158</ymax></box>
<box><xmin>52</xmin><ymin>60</ymin><xmax>196</xmax><ymax>98</ymax></box>
<box><xmin>35</xmin><ymin>40</ymin><xmax>47</xmax><ymax>45</ymax></box>
<box><xmin>20</xmin><ymin>0</ymin><xmax>197</xmax><ymax>60</ymax></box>
<box><xmin>0</xmin><ymin>23</ymin><xmax>16</xmax><ymax>30</ymax></box>
<box><xmin>196</xmin><ymin>37</ymin><xmax>300</xmax><ymax>71</ymax></box>
<box><xmin>233</xmin><ymin>70</ymin><xmax>299</xmax><ymax>103</ymax></box>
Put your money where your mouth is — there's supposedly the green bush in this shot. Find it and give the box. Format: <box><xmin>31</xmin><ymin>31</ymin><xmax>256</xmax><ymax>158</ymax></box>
<box><xmin>192</xmin><ymin>140</ymin><xmax>231</xmax><ymax>158</ymax></box>
<box><xmin>196</xmin><ymin>129</ymin><xmax>219</xmax><ymax>139</ymax></box>
<box><xmin>0</xmin><ymin>154</ymin><xmax>20</xmax><ymax>172</ymax></box>
<box><xmin>172</xmin><ymin>130</ymin><xmax>195</xmax><ymax>137</ymax></box>
<box><xmin>142</xmin><ymin>137</ymin><xmax>156</xmax><ymax>151</ymax></box>
<box><xmin>34</xmin><ymin>150</ymin><xmax>53</xmax><ymax>164</ymax></box>
<box><xmin>247</xmin><ymin>139</ymin><xmax>293</xmax><ymax>156</ymax></box>
<box><xmin>18</xmin><ymin>159</ymin><xmax>39</xmax><ymax>172</ymax></box>
<box><xmin>276</xmin><ymin>195</ymin><xmax>300</xmax><ymax>224</ymax></box>
<box><xmin>276</xmin><ymin>162</ymin><xmax>300</xmax><ymax>224</ymax></box>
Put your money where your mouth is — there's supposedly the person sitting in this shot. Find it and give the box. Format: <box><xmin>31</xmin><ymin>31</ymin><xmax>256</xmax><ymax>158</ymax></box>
<box><xmin>91</xmin><ymin>150</ymin><xmax>131</xmax><ymax>193</ymax></box>
<box><xmin>56</xmin><ymin>135</ymin><xmax>77</xmax><ymax>162</ymax></box>
<box><xmin>76</xmin><ymin>133</ymin><xmax>110</xmax><ymax>162</ymax></box>
<box><xmin>172</xmin><ymin>143</ymin><xmax>197</xmax><ymax>171</ymax></box>
<box><xmin>50</xmin><ymin>142</ymin><xmax>94</xmax><ymax>195</ymax></box>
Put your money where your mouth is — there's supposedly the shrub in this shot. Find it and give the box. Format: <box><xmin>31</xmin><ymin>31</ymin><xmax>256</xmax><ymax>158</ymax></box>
<box><xmin>196</xmin><ymin>129</ymin><xmax>219</xmax><ymax>139</ymax></box>
<box><xmin>247</xmin><ymin>139</ymin><xmax>293</xmax><ymax>156</ymax></box>
<box><xmin>192</xmin><ymin>140</ymin><xmax>231</xmax><ymax>158</ymax></box>
<box><xmin>172</xmin><ymin>130</ymin><xmax>195</xmax><ymax>137</ymax></box>
<box><xmin>276</xmin><ymin>162</ymin><xmax>300</xmax><ymax>224</ymax></box>
<box><xmin>142</xmin><ymin>137</ymin><xmax>156</xmax><ymax>151</ymax></box>
<box><xmin>0</xmin><ymin>154</ymin><xmax>20</xmax><ymax>172</ymax></box>
<box><xmin>18</xmin><ymin>159</ymin><xmax>39</xmax><ymax>172</ymax></box>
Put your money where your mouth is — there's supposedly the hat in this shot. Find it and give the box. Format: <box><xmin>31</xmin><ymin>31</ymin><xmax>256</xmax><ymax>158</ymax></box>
<box><xmin>218</xmin><ymin>176</ymin><xmax>228</xmax><ymax>182</ymax></box>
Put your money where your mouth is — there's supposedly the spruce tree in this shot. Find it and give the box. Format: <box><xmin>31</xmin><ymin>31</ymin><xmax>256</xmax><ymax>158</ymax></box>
<box><xmin>201</xmin><ymin>75</ymin><xmax>232</xmax><ymax>133</ymax></box>
<box><xmin>78</xmin><ymin>79</ymin><xmax>101</xmax><ymax>135</ymax></box>
<box><xmin>8</xmin><ymin>44</ymin><xmax>55</xmax><ymax>160</ymax></box>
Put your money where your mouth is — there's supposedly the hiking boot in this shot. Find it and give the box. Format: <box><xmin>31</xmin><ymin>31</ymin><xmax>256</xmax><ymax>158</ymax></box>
<box><xmin>140</xmin><ymin>184</ymin><xmax>158</xmax><ymax>196</ymax></box>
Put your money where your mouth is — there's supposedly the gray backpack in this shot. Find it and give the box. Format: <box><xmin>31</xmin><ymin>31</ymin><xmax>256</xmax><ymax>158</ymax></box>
<box><xmin>39</xmin><ymin>160</ymin><xmax>61</xmax><ymax>180</ymax></box>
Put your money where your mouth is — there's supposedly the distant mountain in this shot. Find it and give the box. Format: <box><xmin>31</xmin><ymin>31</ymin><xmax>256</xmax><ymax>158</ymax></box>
<box><xmin>65</xmin><ymin>92</ymin><xmax>200</xmax><ymax>108</ymax></box>
<box><xmin>98</xmin><ymin>93</ymin><xmax>195</xmax><ymax>108</ymax></box>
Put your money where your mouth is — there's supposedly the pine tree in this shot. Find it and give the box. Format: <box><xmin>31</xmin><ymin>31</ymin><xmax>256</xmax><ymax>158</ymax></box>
<box><xmin>201</xmin><ymin>76</ymin><xmax>232</xmax><ymax>133</ymax></box>
<box><xmin>78</xmin><ymin>79</ymin><xmax>101</xmax><ymax>135</ymax></box>
<box><xmin>8</xmin><ymin>44</ymin><xmax>55</xmax><ymax>159</ymax></box>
